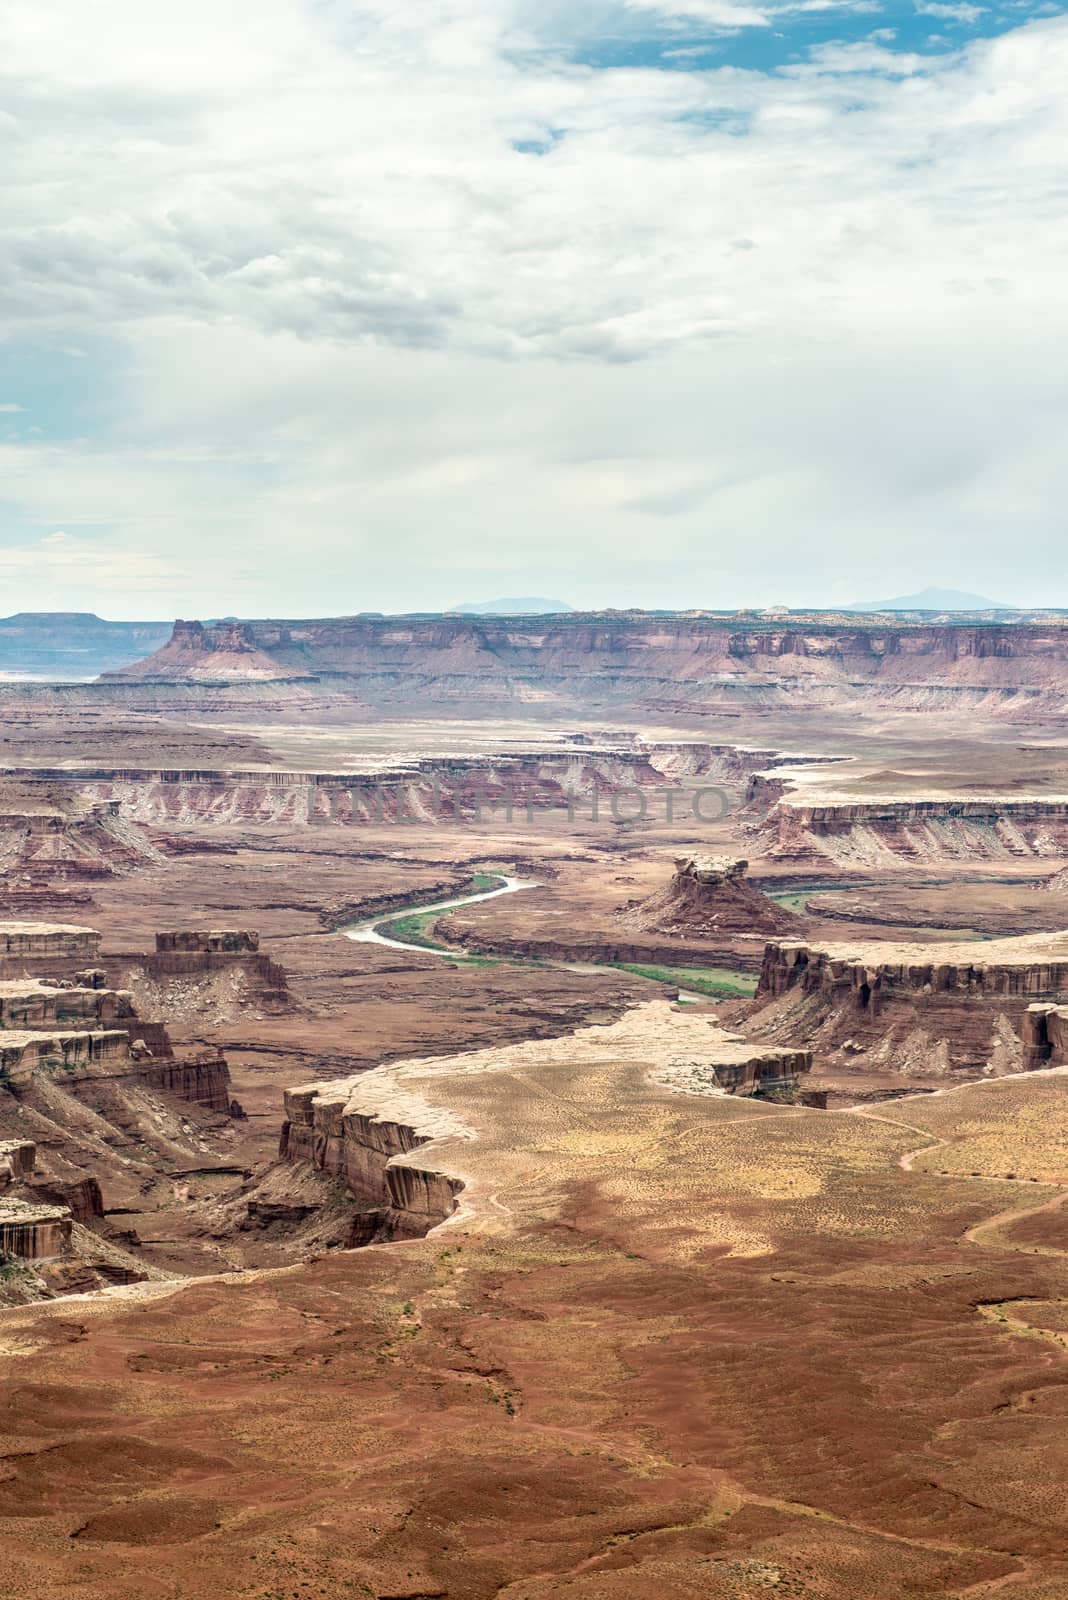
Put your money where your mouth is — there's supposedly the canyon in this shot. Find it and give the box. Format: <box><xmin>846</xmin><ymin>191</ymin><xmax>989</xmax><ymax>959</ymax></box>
<box><xmin>0</xmin><ymin>613</ymin><xmax>1067</xmax><ymax>1597</ymax></box>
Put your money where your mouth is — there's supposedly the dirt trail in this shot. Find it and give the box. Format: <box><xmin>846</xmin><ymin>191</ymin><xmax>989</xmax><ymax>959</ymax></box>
<box><xmin>852</xmin><ymin>1104</ymin><xmax>1068</xmax><ymax>1256</ymax></box>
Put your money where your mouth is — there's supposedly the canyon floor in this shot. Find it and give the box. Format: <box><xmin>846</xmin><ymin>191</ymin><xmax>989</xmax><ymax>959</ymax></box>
<box><xmin>2</xmin><ymin>695</ymin><xmax>1068</xmax><ymax>1597</ymax></box>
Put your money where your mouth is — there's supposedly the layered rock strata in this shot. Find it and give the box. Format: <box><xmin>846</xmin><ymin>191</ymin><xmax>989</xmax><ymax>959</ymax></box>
<box><xmin>280</xmin><ymin>1085</ymin><xmax>464</xmax><ymax>1244</ymax></box>
<box><xmin>0</xmin><ymin>926</ymin><xmax>251</xmax><ymax>1118</ymax></box>
<box><xmin>0</xmin><ymin>789</ymin><xmax>162</xmax><ymax>903</ymax></box>
<box><xmin>753</xmin><ymin>785</ymin><xmax>1068</xmax><ymax>864</ymax></box>
<box><xmin>156</xmin><ymin>929</ymin><xmax>259</xmax><ymax>954</ymax></box>
<box><xmin>0</xmin><ymin>1026</ymin><xmax>232</xmax><ymax>1110</ymax></box>
<box><xmin>0</xmin><ymin>1140</ymin><xmax>74</xmax><ymax>1262</ymax></box>
<box><xmin>100</xmin><ymin>615</ymin><xmax>1068</xmax><ymax>724</ymax></box>
<box><xmin>627</xmin><ymin>855</ymin><xmax>803</xmax><ymax>940</ymax></box>
<box><xmin>0</xmin><ymin>977</ymin><xmax>137</xmax><ymax>1032</ymax></box>
<box><xmin>0</xmin><ymin>1137</ymin><xmax>36</xmax><ymax>1190</ymax></box>
<box><xmin>0</xmin><ymin>922</ymin><xmax>101</xmax><ymax>961</ymax></box>
<box><xmin>751</xmin><ymin>932</ymin><xmax>1068</xmax><ymax>1078</ymax></box>
<box><xmin>1022</xmin><ymin>1003</ymin><xmax>1068</xmax><ymax>1068</ymax></box>
<box><xmin>0</xmin><ymin>1028</ymin><xmax>134</xmax><ymax>1087</ymax></box>
<box><xmin>0</xmin><ymin>1198</ymin><xmax>71</xmax><ymax>1261</ymax></box>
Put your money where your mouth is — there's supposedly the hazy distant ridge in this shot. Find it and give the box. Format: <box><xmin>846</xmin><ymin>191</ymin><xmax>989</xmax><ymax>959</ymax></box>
<box><xmin>447</xmin><ymin>597</ymin><xmax>575</xmax><ymax>615</ymax></box>
<box><xmin>845</xmin><ymin>587</ymin><xmax>1006</xmax><ymax>613</ymax></box>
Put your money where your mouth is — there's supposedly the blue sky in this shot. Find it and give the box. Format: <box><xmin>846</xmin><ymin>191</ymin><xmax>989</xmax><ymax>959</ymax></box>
<box><xmin>560</xmin><ymin>0</ymin><xmax>1064</xmax><ymax>73</ymax></box>
<box><xmin>1</xmin><ymin>1</ymin><xmax>1067</xmax><ymax>616</ymax></box>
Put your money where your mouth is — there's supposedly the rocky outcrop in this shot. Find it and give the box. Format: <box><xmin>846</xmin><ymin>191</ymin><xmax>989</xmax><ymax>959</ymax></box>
<box><xmin>134</xmin><ymin>1052</ymin><xmax>233</xmax><ymax>1115</ymax></box>
<box><xmin>0</xmin><ymin>1023</ymin><xmax>231</xmax><ymax>1110</ymax></box>
<box><xmin>755</xmin><ymin>790</ymin><xmax>1068</xmax><ymax>864</ymax></box>
<box><xmin>19</xmin><ymin>744</ymin><xmax>690</xmax><ymax>831</ymax></box>
<box><xmin>280</xmin><ymin>1084</ymin><xmax>463</xmax><ymax>1244</ymax></box>
<box><xmin>749</xmin><ymin>933</ymin><xmax>1068</xmax><ymax>1078</ymax></box>
<box><xmin>27</xmin><ymin>1175</ymin><xmax>104</xmax><ymax>1224</ymax></box>
<box><xmin>156</xmin><ymin>930</ymin><xmax>259</xmax><ymax>954</ymax></box>
<box><xmin>758</xmin><ymin>937</ymin><xmax>1068</xmax><ymax>1005</ymax></box>
<box><xmin>0</xmin><ymin>1028</ymin><xmax>134</xmax><ymax>1088</ymax></box>
<box><xmin>103</xmin><ymin>617</ymin><xmax>1068</xmax><ymax>724</ymax></box>
<box><xmin>0</xmin><ymin>978</ymin><xmax>137</xmax><ymax>1032</ymax></box>
<box><xmin>0</xmin><ymin>922</ymin><xmax>101</xmax><ymax>961</ymax></box>
<box><xmin>627</xmin><ymin>856</ymin><xmax>803</xmax><ymax>940</ymax></box>
<box><xmin>0</xmin><ymin>787</ymin><xmax>163</xmax><ymax>900</ymax></box>
<box><xmin>0</xmin><ymin>1199</ymin><xmax>71</xmax><ymax>1261</ymax></box>
<box><xmin>0</xmin><ymin>1138</ymin><xmax>36</xmax><ymax>1190</ymax></box>
<box><xmin>656</xmin><ymin>1041</ymin><xmax>813</xmax><ymax>1098</ymax></box>
<box><xmin>0</xmin><ymin>926</ymin><xmax>246</xmax><ymax>1121</ymax></box>
<box><xmin>1021</xmin><ymin>1003</ymin><xmax>1068</xmax><ymax>1069</ymax></box>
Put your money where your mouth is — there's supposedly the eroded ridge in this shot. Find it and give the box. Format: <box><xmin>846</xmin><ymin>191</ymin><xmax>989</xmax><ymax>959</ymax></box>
<box><xmin>747</xmin><ymin>930</ymin><xmax>1068</xmax><ymax>1093</ymax></box>
<box><xmin>279</xmin><ymin>1001</ymin><xmax>814</xmax><ymax>1242</ymax></box>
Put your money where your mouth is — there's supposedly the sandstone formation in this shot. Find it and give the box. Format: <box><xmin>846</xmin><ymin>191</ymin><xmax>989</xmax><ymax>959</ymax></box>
<box><xmin>0</xmin><ymin>923</ymin><xmax>265</xmax><ymax>1292</ymax></box>
<box><xmin>12</xmin><ymin>740</ymin><xmax>737</xmax><ymax>831</ymax></box>
<box><xmin>156</xmin><ymin>929</ymin><xmax>259</xmax><ymax>953</ymax></box>
<box><xmin>0</xmin><ymin>1140</ymin><xmax>74</xmax><ymax>1266</ymax></box>
<box><xmin>0</xmin><ymin>785</ymin><xmax>163</xmax><ymax>908</ymax></box>
<box><xmin>1022</xmin><ymin>1001</ymin><xmax>1068</xmax><ymax>1068</ymax></box>
<box><xmin>279</xmin><ymin>1084</ymin><xmax>465</xmax><ymax>1244</ymax></box>
<box><xmin>748</xmin><ymin>931</ymin><xmax>1068</xmax><ymax>1084</ymax></box>
<box><xmin>655</xmin><ymin>1039</ymin><xmax>813</xmax><ymax>1097</ymax></box>
<box><xmin>0</xmin><ymin>1197</ymin><xmax>71</xmax><ymax>1261</ymax></box>
<box><xmin>100</xmin><ymin>615</ymin><xmax>1068</xmax><ymax>724</ymax></box>
<box><xmin>0</xmin><ymin>976</ymin><xmax>136</xmax><ymax>1031</ymax></box>
<box><xmin>0</xmin><ymin>1027</ymin><xmax>134</xmax><ymax>1086</ymax></box>
<box><xmin>280</xmin><ymin>1004</ymin><xmax>814</xmax><ymax>1245</ymax></box>
<box><xmin>754</xmin><ymin>785</ymin><xmax>1068</xmax><ymax>864</ymax></box>
<box><xmin>627</xmin><ymin>855</ymin><xmax>803</xmax><ymax>940</ymax></box>
<box><xmin>0</xmin><ymin>921</ymin><xmax>101</xmax><ymax>961</ymax></box>
<box><xmin>0</xmin><ymin>1137</ymin><xmax>35</xmax><ymax>1189</ymax></box>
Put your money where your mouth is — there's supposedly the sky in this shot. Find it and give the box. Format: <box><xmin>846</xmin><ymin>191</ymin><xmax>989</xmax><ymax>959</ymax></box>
<box><xmin>1</xmin><ymin>0</ymin><xmax>1066</xmax><ymax>619</ymax></box>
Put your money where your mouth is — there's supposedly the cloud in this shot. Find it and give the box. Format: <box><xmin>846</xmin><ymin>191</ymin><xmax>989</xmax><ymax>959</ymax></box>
<box><xmin>0</xmin><ymin>402</ymin><xmax>25</xmax><ymax>412</ymax></box>
<box><xmin>0</xmin><ymin>3</ymin><xmax>1066</xmax><ymax>609</ymax></box>
<box><xmin>916</xmin><ymin>1</ymin><xmax>987</xmax><ymax>18</ymax></box>
<box><xmin>0</xmin><ymin>528</ymin><xmax>180</xmax><ymax>604</ymax></box>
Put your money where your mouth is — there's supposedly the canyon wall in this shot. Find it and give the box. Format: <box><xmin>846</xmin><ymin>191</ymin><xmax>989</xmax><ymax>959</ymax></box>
<box><xmin>0</xmin><ymin>791</ymin><xmax>163</xmax><ymax>915</ymax></box>
<box><xmin>754</xmin><ymin>787</ymin><xmax>1068</xmax><ymax>864</ymax></box>
<box><xmin>0</xmin><ymin>1017</ymin><xmax>230</xmax><ymax>1108</ymax></box>
<box><xmin>156</xmin><ymin>930</ymin><xmax>260</xmax><ymax>954</ymax></box>
<box><xmin>0</xmin><ymin>923</ymin><xmax>100</xmax><ymax>961</ymax></box>
<box><xmin>0</xmin><ymin>1199</ymin><xmax>71</xmax><ymax>1261</ymax></box>
<box><xmin>0</xmin><ymin>742</ymin><xmax>756</xmax><ymax>833</ymax></box>
<box><xmin>0</xmin><ymin>1028</ymin><xmax>135</xmax><ymax>1088</ymax></box>
<box><xmin>133</xmin><ymin>1051</ymin><xmax>233</xmax><ymax>1114</ymax></box>
<box><xmin>749</xmin><ymin>935</ymin><xmax>1068</xmax><ymax>1078</ymax></box>
<box><xmin>0</xmin><ymin>1138</ymin><xmax>36</xmax><ymax>1189</ymax></box>
<box><xmin>758</xmin><ymin>937</ymin><xmax>1068</xmax><ymax>1004</ymax></box>
<box><xmin>1021</xmin><ymin>1003</ymin><xmax>1068</xmax><ymax>1069</ymax></box>
<box><xmin>92</xmin><ymin>614</ymin><xmax>1068</xmax><ymax>722</ymax></box>
<box><xmin>280</xmin><ymin>1083</ymin><xmax>463</xmax><ymax>1244</ymax></box>
<box><xmin>0</xmin><ymin>978</ymin><xmax>138</xmax><ymax>1032</ymax></box>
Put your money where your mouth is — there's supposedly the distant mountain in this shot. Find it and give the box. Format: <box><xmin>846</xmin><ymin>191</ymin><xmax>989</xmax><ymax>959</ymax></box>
<box><xmin>0</xmin><ymin>612</ymin><xmax>173</xmax><ymax>680</ymax></box>
<box><xmin>845</xmin><ymin>587</ymin><xmax>1007</xmax><ymax>613</ymax></box>
<box><xmin>447</xmin><ymin>597</ymin><xmax>575</xmax><ymax>616</ymax></box>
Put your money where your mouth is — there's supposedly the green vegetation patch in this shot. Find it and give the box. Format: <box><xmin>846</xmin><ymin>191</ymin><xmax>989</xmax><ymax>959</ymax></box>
<box><xmin>610</xmin><ymin>963</ymin><xmax>757</xmax><ymax>998</ymax></box>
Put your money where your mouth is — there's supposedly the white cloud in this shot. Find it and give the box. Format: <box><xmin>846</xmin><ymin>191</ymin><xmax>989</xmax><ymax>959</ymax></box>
<box><xmin>0</xmin><ymin>402</ymin><xmax>25</xmax><ymax>412</ymax></box>
<box><xmin>916</xmin><ymin>1</ymin><xmax>987</xmax><ymax>19</ymax></box>
<box><xmin>0</xmin><ymin>3</ymin><xmax>1066</xmax><ymax>609</ymax></box>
